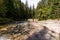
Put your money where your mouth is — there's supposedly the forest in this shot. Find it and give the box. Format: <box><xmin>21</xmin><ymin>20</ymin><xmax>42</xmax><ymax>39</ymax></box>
<box><xmin>0</xmin><ymin>0</ymin><xmax>60</xmax><ymax>23</ymax></box>
<box><xmin>0</xmin><ymin>0</ymin><xmax>60</xmax><ymax>40</ymax></box>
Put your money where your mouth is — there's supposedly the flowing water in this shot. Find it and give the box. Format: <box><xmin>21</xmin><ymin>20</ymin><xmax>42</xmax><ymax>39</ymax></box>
<box><xmin>0</xmin><ymin>20</ymin><xmax>60</xmax><ymax>40</ymax></box>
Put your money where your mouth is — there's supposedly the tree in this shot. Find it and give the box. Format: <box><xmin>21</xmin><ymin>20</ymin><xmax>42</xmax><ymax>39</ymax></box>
<box><xmin>0</xmin><ymin>0</ymin><xmax>7</xmax><ymax>17</ymax></box>
<box><xmin>37</xmin><ymin>0</ymin><xmax>60</xmax><ymax>20</ymax></box>
<box><xmin>4</xmin><ymin>0</ymin><xmax>27</xmax><ymax>21</ymax></box>
<box><xmin>29</xmin><ymin>6</ymin><xmax>32</xmax><ymax>18</ymax></box>
<box><xmin>32</xmin><ymin>4</ymin><xmax>36</xmax><ymax>21</ymax></box>
<box><xmin>25</xmin><ymin>0</ymin><xmax>29</xmax><ymax>19</ymax></box>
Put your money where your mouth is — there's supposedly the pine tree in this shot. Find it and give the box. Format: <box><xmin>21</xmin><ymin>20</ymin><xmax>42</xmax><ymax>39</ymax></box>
<box><xmin>25</xmin><ymin>0</ymin><xmax>29</xmax><ymax>19</ymax></box>
<box><xmin>0</xmin><ymin>0</ymin><xmax>7</xmax><ymax>17</ymax></box>
<box><xmin>29</xmin><ymin>6</ymin><xmax>32</xmax><ymax>18</ymax></box>
<box><xmin>32</xmin><ymin>4</ymin><xmax>36</xmax><ymax>21</ymax></box>
<box><xmin>37</xmin><ymin>0</ymin><xmax>60</xmax><ymax>20</ymax></box>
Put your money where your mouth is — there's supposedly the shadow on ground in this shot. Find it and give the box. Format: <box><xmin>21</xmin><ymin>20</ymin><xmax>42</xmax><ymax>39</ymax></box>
<box><xmin>27</xmin><ymin>27</ymin><xmax>57</xmax><ymax>40</ymax></box>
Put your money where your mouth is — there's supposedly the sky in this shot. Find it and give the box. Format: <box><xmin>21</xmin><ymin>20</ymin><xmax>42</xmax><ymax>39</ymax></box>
<box><xmin>21</xmin><ymin>0</ymin><xmax>41</xmax><ymax>8</ymax></box>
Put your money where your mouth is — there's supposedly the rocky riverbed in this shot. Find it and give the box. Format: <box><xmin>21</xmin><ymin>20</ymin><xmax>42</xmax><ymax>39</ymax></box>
<box><xmin>0</xmin><ymin>20</ymin><xmax>60</xmax><ymax>40</ymax></box>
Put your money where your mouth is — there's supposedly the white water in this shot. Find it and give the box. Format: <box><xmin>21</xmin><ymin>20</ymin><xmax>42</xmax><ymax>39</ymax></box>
<box><xmin>39</xmin><ymin>20</ymin><xmax>60</xmax><ymax>34</ymax></box>
<box><xmin>0</xmin><ymin>20</ymin><xmax>60</xmax><ymax>40</ymax></box>
<box><xmin>0</xmin><ymin>35</ymin><xmax>10</xmax><ymax>40</ymax></box>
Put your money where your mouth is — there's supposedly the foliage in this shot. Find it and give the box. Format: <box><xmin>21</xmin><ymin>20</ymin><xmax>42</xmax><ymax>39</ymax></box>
<box><xmin>1</xmin><ymin>0</ymin><xmax>60</xmax><ymax>23</ymax></box>
<box><xmin>37</xmin><ymin>0</ymin><xmax>60</xmax><ymax>20</ymax></box>
<box><xmin>0</xmin><ymin>0</ymin><xmax>35</xmax><ymax>23</ymax></box>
